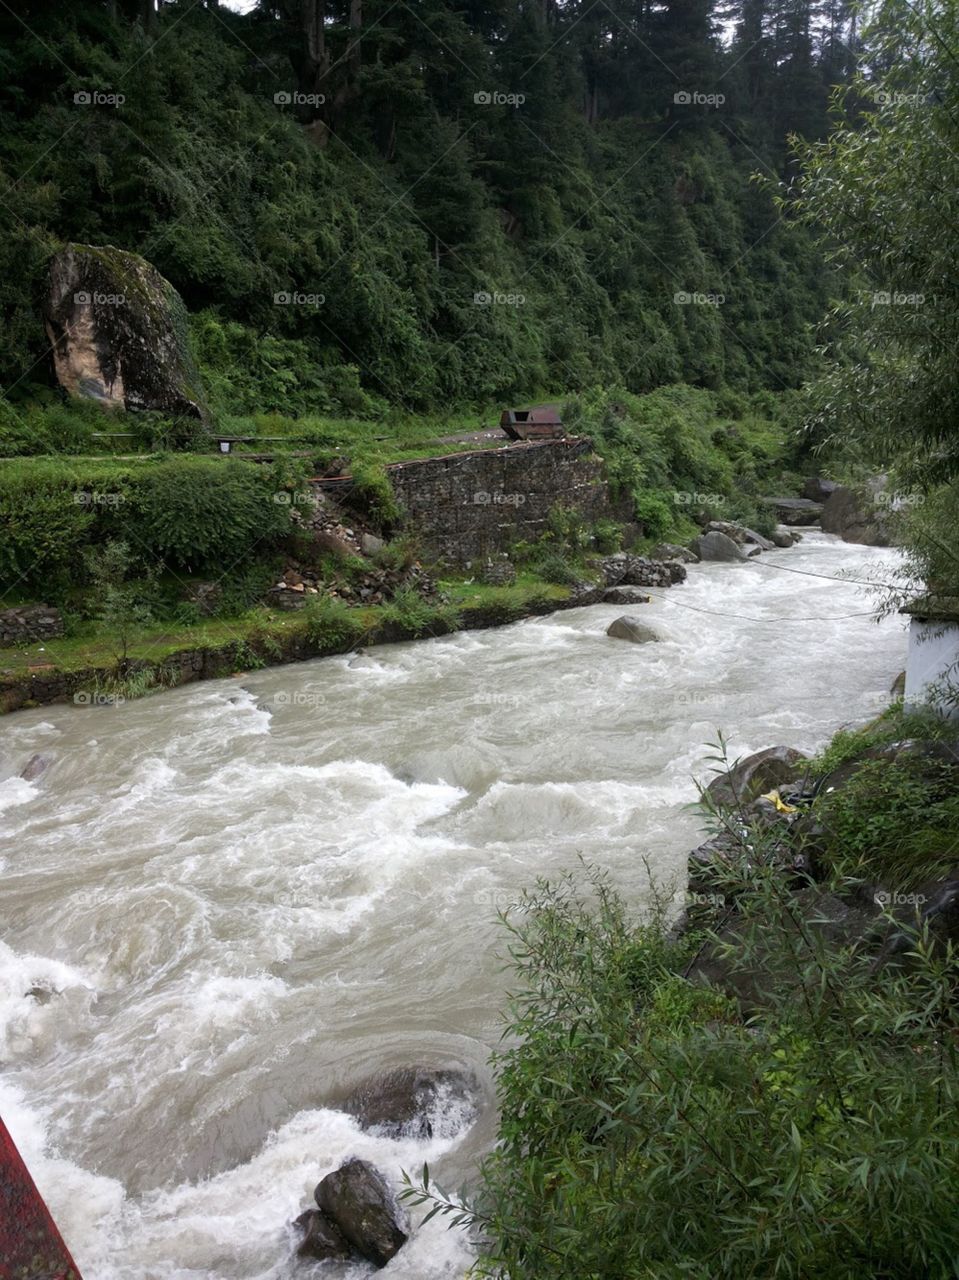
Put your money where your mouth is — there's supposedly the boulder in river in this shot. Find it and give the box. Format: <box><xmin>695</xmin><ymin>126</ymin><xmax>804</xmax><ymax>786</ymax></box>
<box><xmin>706</xmin><ymin>520</ymin><xmax>774</xmax><ymax>552</ymax></box>
<box><xmin>341</xmin><ymin>1065</ymin><xmax>479</xmax><ymax>1140</ymax></box>
<box><xmin>692</xmin><ymin>531</ymin><xmax>748</xmax><ymax>563</ymax></box>
<box><xmin>20</xmin><ymin>754</ymin><xmax>52</xmax><ymax>781</ymax></box>
<box><xmin>314</xmin><ymin>1158</ymin><xmax>409</xmax><ymax>1268</ymax></box>
<box><xmin>44</xmin><ymin>243</ymin><xmax>208</xmax><ymax>419</ymax></box>
<box><xmin>771</xmin><ymin>529</ymin><xmax>796</xmax><ymax>548</ymax></box>
<box><xmin>606</xmin><ymin>615</ymin><xmax>659</xmax><ymax>644</ymax></box>
<box><xmin>705</xmin><ymin>745</ymin><xmax>810</xmax><ymax>811</ymax></box>
<box><xmin>294</xmin><ymin>1208</ymin><xmax>353</xmax><ymax>1262</ymax></box>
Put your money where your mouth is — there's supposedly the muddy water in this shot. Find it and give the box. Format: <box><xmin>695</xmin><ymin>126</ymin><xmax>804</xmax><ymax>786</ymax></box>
<box><xmin>0</xmin><ymin>532</ymin><xmax>906</xmax><ymax>1278</ymax></box>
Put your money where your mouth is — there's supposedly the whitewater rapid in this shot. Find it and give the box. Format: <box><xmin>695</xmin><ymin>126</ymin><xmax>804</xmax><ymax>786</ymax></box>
<box><xmin>0</xmin><ymin>532</ymin><xmax>906</xmax><ymax>1278</ymax></box>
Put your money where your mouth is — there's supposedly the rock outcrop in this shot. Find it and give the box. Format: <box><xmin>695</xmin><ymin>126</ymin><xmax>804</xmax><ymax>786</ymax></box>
<box><xmin>44</xmin><ymin>243</ymin><xmax>208</xmax><ymax>420</ymax></box>
<box><xmin>820</xmin><ymin>482</ymin><xmax>892</xmax><ymax>546</ymax></box>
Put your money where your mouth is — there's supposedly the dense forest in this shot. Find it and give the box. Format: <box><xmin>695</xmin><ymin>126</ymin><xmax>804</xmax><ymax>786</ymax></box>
<box><xmin>1</xmin><ymin>0</ymin><xmax>858</xmax><ymax>414</ymax></box>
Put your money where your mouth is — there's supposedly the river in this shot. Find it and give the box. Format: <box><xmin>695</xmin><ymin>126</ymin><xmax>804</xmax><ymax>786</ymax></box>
<box><xmin>0</xmin><ymin>531</ymin><xmax>906</xmax><ymax>1279</ymax></box>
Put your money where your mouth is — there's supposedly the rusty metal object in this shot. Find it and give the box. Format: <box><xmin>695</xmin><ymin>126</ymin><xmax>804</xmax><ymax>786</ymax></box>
<box><xmin>499</xmin><ymin>406</ymin><xmax>565</xmax><ymax>441</ymax></box>
<box><xmin>0</xmin><ymin>1115</ymin><xmax>82</xmax><ymax>1279</ymax></box>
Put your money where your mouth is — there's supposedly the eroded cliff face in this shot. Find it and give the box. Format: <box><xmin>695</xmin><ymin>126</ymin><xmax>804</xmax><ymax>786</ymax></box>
<box><xmin>44</xmin><ymin>243</ymin><xmax>208</xmax><ymax>420</ymax></box>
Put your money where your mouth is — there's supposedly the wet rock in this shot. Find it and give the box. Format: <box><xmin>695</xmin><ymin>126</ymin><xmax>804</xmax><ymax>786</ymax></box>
<box><xmin>771</xmin><ymin>529</ymin><xmax>796</xmax><ymax>548</ymax></box>
<box><xmin>603</xmin><ymin>587</ymin><xmax>651</xmax><ymax>605</ymax></box>
<box><xmin>706</xmin><ymin>520</ymin><xmax>774</xmax><ymax>551</ymax></box>
<box><xmin>294</xmin><ymin>1208</ymin><xmax>353</xmax><ymax>1262</ymax></box>
<box><xmin>341</xmin><ymin>1066</ymin><xmax>479</xmax><ymax>1140</ymax></box>
<box><xmin>620</xmin><ymin>557</ymin><xmax>675</xmax><ymax>588</ymax></box>
<box><xmin>44</xmin><ymin>243</ymin><xmax>207</xmax><ymax>419</ymax></box>
<box><xmin>600</xmin><ymin>553</ymin><xmax>629</xmax><ymax>586</ymax></box>
<box><xmin>314</xmin><ymin>1158</ymin><xmax>409</xmax><ymax>1268</ymax></box>
<box><xmin>890</xmin><ymin>670</ymin><xmax>906</xmax><ymax>697</ymax></box>
<box><xmin>692</xmin><ymin>531</ymin><xmax>749</xmax><ymax>563</ymax></box>
<box><xmin>20</xmin><ymin>754</ymin><xmax>52</xmax><ymax>781</ymax></box>
<box><xmin>25</xmin><ymin>986</ymin><xmax>56</xmax><ymax>1004</ymax></box>
<box><xmin>652</xmin><ymin>542</ymin><xmax>699</xmax><ymax>563</ymax></box>
<box><xmin>606</xmin><ymin>615</ymin><xmax>659</xmax><ymax>644</ymax></box>
<box><xmin>705</xmin><ymin>745</ymin><xmax>810</xmax><ymax>811</ymax></box>
<box><xmin>666</xmin><ymin>560</ymin><xmax>688</xmax><ymax>584</ymax></box>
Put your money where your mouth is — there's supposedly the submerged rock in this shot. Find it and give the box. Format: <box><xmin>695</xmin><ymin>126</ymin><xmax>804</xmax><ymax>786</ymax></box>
<box><xmin>606</xmin><ymin>615</ymin><xmax>659</xmax><ymax>644</ymax></box>
<box><xmin>44</xmin><ymin>243</ymin><xmax>207</xmax><ymax>419</ymax></box>
<box><xmin>341</xmin><ymin>1065</ymin><xmax>479</xmax><ymax>1140</ymax></box>
<box><xmin>20</xmin><ymin>754</ymin><xmax>52</xmax><ymax>781</ymax></box>
<box><xmin>314</xmin><ymin>1158</ymin><xmax>409</xmax><ymax>1268</ymax></box>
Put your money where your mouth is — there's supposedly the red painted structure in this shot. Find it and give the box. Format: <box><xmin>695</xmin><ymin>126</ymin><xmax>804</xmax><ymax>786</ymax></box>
<box><xmin>0</xmin><ymin>1115</ymin><xmax>82</xmax><ymax>1279</ymax></box>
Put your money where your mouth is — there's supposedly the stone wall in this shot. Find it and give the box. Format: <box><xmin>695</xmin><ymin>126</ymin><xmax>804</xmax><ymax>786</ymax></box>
<box><xmin>0</xmin><ymin>605</ymin><xmax>63</xmax><ymax>646</ymax></box>
<box><xmin>384</xmin><ymin>438</ymin><xmax>614</xmax><ymax>564</ymax></box>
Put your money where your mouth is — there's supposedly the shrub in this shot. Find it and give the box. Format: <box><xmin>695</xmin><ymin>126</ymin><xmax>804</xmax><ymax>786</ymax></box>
<box><xmin>350</xmin><ymin>460</ymin><xmax>403</xmax><ymax>531</ymax></box>
<box><xmin>302</xmin><ymin>594</ymin><xmax>369</xmax><ymax>650</ymax></box>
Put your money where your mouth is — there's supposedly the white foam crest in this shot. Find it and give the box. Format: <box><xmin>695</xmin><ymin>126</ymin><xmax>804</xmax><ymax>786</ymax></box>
<box><xmin>0</xmin><ymin>775</ymin><xmax>39</xmax><ymax>813</ymax></box>
<box><xmin>0</xmin><ymin>941</ymin><xmax>94</xmax><ymax>1062</ymax></box>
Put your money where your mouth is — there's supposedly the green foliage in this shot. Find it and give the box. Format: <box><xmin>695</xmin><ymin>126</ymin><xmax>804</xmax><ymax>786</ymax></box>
<box><xmin>301</xmin><ymin>593</ymin><xmax>370</xmax><ymax>651</ymax></box>
<box><xmin>0</xmin><ymin>456</ymin><xmax>294</xmax><ymax>588</ymax></box>
<box><xmin>415</xmin><ymin>859</ymin><xmax>959</xmax><ymax>1279</ymax></box>
<box><xmin>379</xmin><ymin>586</ymin><xmax>461</xmax><ymax>633</ymax></box>
<box><xmin>349</xmin><ymin>461</ymin><xmax>403</xmax><ymax>531</ymax></box>
<box><xmin>83</xmin><ymin>539</ymin><xmax>154</xmax><ymax>664</ymax></box>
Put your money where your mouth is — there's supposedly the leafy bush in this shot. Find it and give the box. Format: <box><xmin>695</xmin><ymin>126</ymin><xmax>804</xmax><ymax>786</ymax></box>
<box><xmin>380</xmin><ymin>586</ymin><xmax>461</xmax><ymax>633</ymax></box>
<box><xmin>301</xmin><ymin>594</ymin><xmax>370</xmax><ymax>650</ymax></box>
<box><xmin>349</xmin><ymin>461</ymin><xmax>403</xmax><ymax>531</ymax></box>
<box><xmin>408</xmin><ymin>860</ymin><xmax>959</xmax><ymax>1280</ymax></box>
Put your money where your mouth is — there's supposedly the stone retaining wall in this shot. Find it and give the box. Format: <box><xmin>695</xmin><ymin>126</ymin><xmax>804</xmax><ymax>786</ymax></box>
<box><xmin>384</xmin><ymin>438</ymin><xmax>614</xmax><ymax>564</ymax></box>
<box><xmin>0</xmin><ymin>605</ymin><xmax>64</xmax><ymax>646</ymax></box>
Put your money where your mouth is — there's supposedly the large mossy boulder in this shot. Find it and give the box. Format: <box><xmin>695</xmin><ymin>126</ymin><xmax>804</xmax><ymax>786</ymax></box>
<box><xmin>705</xmin><ymin>745</ymin><xmax>809</xmax><ymax>810</ymax></box>
<box><xmin>44</xmin><ymin>243</ymin><xmax>208</xmax><ymax>420</ymax></box>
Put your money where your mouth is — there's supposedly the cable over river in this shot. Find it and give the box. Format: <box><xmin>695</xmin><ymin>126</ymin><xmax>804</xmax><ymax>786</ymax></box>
<box><xmin>0</xmin><ymin>532</ymin><xmax>907</xmax><ymax>1279</ymax></box>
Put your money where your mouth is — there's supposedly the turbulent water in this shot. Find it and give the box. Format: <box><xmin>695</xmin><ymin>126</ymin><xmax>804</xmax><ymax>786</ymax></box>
<box><xmin>0</xmin><ymin>532</ymin><xmax>906</xmax><ymax>1279</ymax></box>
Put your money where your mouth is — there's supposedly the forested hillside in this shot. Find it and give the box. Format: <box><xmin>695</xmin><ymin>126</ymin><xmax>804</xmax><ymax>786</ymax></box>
<box><xmin>1</xmin><ymin>0</ymin><xmax>856</xmax><ymax>414</ymax></box>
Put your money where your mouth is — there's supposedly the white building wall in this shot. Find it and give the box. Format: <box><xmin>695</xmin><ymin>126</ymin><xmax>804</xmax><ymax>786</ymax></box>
<box><xmin>904</xmin><ymin>618</ymin><xmax>959</xmax><ymax>719</ymax></box>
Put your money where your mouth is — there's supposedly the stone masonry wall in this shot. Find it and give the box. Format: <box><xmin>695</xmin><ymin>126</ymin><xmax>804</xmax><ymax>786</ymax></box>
<box><xmin>385</xmin><ymin>438</ymin><xmax>614</xmax><ymax>564</ymax></box>
<box><xmin>0</xmin><ymin>605</ymin><xmax>64</xmax><ymax>646</ymax></box>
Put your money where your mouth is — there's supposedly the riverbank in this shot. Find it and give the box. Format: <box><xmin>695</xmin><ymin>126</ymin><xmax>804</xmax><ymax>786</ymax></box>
<box><xmin>0</xmin><ymin>533</ymin><xmax>909</xmax><ymax>1278</ymax></box>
